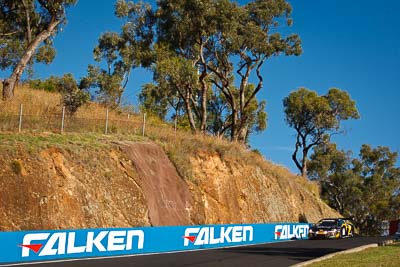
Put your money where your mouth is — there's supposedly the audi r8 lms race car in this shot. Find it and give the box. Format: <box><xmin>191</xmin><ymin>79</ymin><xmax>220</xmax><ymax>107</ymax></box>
<box><xmin>308</xmin><ymin>218</ymin><xmax>354</xmax><ymax>239</ymax></box>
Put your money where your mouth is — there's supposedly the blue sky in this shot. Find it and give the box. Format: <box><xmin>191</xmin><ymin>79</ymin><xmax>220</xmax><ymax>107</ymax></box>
<box><xmin>7</xmin><ymin>0</ymin><xmax>400</xmax><ymax>173</ymax></box>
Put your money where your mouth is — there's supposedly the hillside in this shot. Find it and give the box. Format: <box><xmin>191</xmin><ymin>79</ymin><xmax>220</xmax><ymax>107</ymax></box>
<box><xmin>0</xmin><ymin>87</ymin><xmax>339</xmax><ymax>231</ymax></box>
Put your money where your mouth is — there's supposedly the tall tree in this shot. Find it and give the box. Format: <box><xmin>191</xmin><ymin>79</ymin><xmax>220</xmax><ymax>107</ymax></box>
<box><xmin>0</xmin><ymin>0</ymin><xmax>76</xmax><ymax>100</ymax></box>
<box><xmin>156</xmin><ymin>0</ymin><xmax>301</xmax><ymax>140</ymax></box>
<box><xmin>309</xmin><ymin>143</ymin><xmax>400</xmax><ymax>235</ymax></box>
<box><xmin>207</xmin><ymin>0</ymin><xmax>301</xmax><ymax>141</ymax></box>
<box><xmin>151</xmin><ymin>47</ymin><xmax>201</xmax><ymax>131</ymax></box>
<box><xmin>83</xmin><ymin>0</ymin><xmax>155</xmax><ymax>108</ymax></box>
<box><xmin>153</xmin><ymin>0</ymin><xmax>218</xmax><ymax>134</ymax></box>
<box><xmin>283</xmin><ymin>88</ymin><xmax>360</xmax><ymax>176</ymax></box>
<box><xmin>352</xmin><ymin>145</ymin><xmax>400</xmax><ymax>234</ymax></box>
<box><xmin>308</xmin><ymin>142</ymin><xmax>363</xmax><ymax>216</ymax></box>
<box><xmin>104</xmin><ymin>0</ymin><xmax>300</xmax><ymax>141</ymax></box>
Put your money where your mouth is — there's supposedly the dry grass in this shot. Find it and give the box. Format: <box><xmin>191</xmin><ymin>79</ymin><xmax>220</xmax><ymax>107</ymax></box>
<box><xmin>0</xmin><ymin>86</ymin><xmax>146</xmax><ymax>134</ymax></box>
<box><xmin>0</xmin><ymin>85</ymin><xmax>141</xmax><ymax>119</ymax></box>
<box><xmin>0</xmin><ymin>85</ymin><xmax>320</xmax><ymax>196</ymax></box>
<box><xmin>0</xmin><ymin>85</ymin><xmax>62</xmax><ymax>115</ymax></box>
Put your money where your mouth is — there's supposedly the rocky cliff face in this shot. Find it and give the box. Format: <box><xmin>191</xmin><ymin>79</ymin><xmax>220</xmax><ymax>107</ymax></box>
<box><xmin>186</xmin><ymin>151</ymin><xmax>338</xmax><ymax>224</ymax></box>
<box><xmin>0</xmin><ymin>136</ymin><xmax>338</xmax><ymax>231</ymax></box>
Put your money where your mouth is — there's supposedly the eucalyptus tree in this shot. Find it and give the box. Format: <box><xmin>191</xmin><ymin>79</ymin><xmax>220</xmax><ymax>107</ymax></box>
<box><xmin>309</xmin><ymin>143</ymin><xmax>400</xmax><ymax>235</ymax></box>
<box><xmin>155</xmin><ymin>0</ymin><xmax>218</xmax><ymax>133</ymax></box>
<box><xmin>283</xmin><ymin>88</ymin><xmax>359</xmax><ymax>176</ymax></box>
<box><xmin>98</xmin><ymin>0</ymin><xmax>301</xmax><ymax>141</ymax></box>
<box><xmin>155</xmin><ymin>0</ymin><xmax>301</xmax><ymax>140</ymax></box>
<box><xmin>82</xmin><ymin>0</ymin><xmax>155</xmax><ymax>108</ymax></box>
<box><xmin>0</xmin><ymin>0</ymin><xmax>76</xmax><ymax>100</ymax></box>
<box><xmin>207</xmin><ymin>0</ymin><xmax>301</xmax><ymax>141</ymax></box>
<box><xmin>352</xmin><ymin>145</ymin><xmax>400</xmax><ymax>234</ymax></box>
<box><xmin>308</xmin><ymin>142</ymin><xmax>362</xmax><ymax>216</ymax></box>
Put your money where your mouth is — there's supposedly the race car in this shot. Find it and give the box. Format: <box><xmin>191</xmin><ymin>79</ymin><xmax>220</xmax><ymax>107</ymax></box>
<box><xmin>308</xmin><ymin>218</ymin><xmax>354</xmax><ymax>239</ymax></box>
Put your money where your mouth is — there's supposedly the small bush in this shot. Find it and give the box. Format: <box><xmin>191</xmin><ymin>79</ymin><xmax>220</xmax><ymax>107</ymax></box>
<box><xmin>11</xmin><ymin>160</ymin><xmax>22</xmax><ymax>175</ymax></box>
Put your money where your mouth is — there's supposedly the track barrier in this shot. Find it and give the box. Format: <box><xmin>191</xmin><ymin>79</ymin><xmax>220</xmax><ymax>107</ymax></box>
<box><xmin>0</xmin><ymin>223</ymin><xmax>309</xmax><ymax>264</ymax></box>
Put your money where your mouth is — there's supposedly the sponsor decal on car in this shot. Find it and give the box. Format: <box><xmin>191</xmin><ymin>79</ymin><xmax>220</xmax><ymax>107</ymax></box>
<box><xmin>20</xmin><ymin>230</ymin><xmax>144</xmax><ymax>257</ymax></box>
<box><xmin>274</xmin><ymin>224</ymin><xmax>309</xmax><ymax>240</ymax></box>
<box><xmin>183</xmin><ymin>226</ymin><xmax>253</xmax><ymax>246</ymax></box>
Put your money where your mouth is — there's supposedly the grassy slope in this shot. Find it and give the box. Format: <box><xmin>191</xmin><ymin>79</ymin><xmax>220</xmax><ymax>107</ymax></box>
<box><xmin>309</xmin><ymin>243</ymin><xmax>400</xmax><ymax>267</ymax></box>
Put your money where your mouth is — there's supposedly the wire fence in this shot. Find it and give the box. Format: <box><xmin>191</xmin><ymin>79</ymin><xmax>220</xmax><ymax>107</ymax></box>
<box><xmin>0</xmin><ymin>104</ymin><xmax>165</xmax><ymax>137</ymax></box>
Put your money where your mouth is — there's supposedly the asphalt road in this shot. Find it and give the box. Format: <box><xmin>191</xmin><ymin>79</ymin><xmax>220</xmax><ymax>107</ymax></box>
<box><xmin>3</xmin><ymin>236</ymin><xmax>389</xmax><ymax>267</ymax></box>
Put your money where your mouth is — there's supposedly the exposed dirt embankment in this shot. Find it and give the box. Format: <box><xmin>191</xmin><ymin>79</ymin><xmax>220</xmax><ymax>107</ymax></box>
<box><xmin>121</xmin><ymin>143</ymin><xmax>193</xmax><ymax>226</ymax></box>
<box><xmin>186</xmin><ymin>152</ymin><xmax>338</xmax><ymax>224</ymax></box>
<box><xmin>0</xmin><ymin>141</ymin><xmax>150</xmax><ymax>231</ymax></box>
<box><xmin>0</xmin><ymin>134</ymin><xmax>339</xmax><ymax>231</ymax></box>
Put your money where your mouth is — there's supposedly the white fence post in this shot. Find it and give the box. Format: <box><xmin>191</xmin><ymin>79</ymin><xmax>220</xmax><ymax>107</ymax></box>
<box><xmin>105</xmin><ymin>108</ymin><xmax>109</xmax><ymax>135</ymax></box>
<box><xmin>142</xmin><ymin>113</ymin><xmax>146</xmax><ymax>137</ymax></box>
<box><xmin>61</xmin><ymin>106</ymin><xmax>65</xmax><ymax>134</ymax></box>
<box><xmin>18</xmin><ymin>104</ymin><xmax>23</xmax><ymax>133</ymax></box>
<box><xmin>174</xmin><ymin>115</ymin><xmax>177</xmax><ymax>135</ymax></box>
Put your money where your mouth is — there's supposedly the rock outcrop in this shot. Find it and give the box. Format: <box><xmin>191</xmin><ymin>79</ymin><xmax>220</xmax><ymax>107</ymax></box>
<box><xmin>0</xmin><ymin>139</ymin><xmax>339</xmax><ymax>231</ymax></box>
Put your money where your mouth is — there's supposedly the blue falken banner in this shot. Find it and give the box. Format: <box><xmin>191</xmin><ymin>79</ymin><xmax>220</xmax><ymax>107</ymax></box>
<box><xmin>0</xmin><ymin>223</ymin><xmax>309</xmax><ymax>264</ymax></box>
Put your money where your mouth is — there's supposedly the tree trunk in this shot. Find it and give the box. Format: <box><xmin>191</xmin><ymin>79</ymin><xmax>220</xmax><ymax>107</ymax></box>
<box><xmin>301</xmin><ymin>148</ymin><xmax>308</xmax><ymax>177</ymax></box>
<box><xmin>199</xmin><ymin>74</ymin><xmax>208</xmax><ymax>134</ymax></box>
<box><xmin>198</xmin><ymin>43</ymin><xmax>208</xmax><ymax>135</ymax></box>
<box><xmin>2</xmin><ymin>18</ymin><xmax>61</xmax><ymax>100</ymax></box>
<box><xmin>237</xmin><ymin>124</ymin><xmax>248</xmax><ymax>143</ymax></box>
<box><xmin>183</xmin><ymin>91</ymin><xmax>197</xmax><ymax>133</ymax></box>
<box><xmin>231</xmin><ymin>107</ymin><xmax>238</xmax><ymax>142</ymax></box>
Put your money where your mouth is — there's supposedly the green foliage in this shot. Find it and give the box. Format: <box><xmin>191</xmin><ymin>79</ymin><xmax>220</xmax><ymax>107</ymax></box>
<box><xmin>138</xmin><ymin>83</ymin><xmax>169</xmax><ymax>119</ymax></box>
<box><xmin>29</xmin><ymin>76</ymin><xmax>62</xmax><ymax>92</ymax></box>
<box><xmin>99</xmin><ymin>0</ymin><xmax>300</xmax><ymax>142</ymax></box>
<box><xmin>0</xmin><ymin>0</ymin><xmax>76</xmax><ymax>98</ymax></box>
<box><xmin>283</xmin><ymin>87</ymin><xmax>359</xmax><ymax>176</ymax></box>
<box><xmin>206</xmin><ymin>84</ymin><xmax>268</xmax><ymax>142</ymax></box>
<box><xmin>80</xmin><ymin>64</ymin><xmax>125</xmax><ymax>108</ymax></box>
<box><xmin>29</xmin><ymin>74</ymin><xmax>89</xmax><ymax>114</ymax></box>
<box><xmin>83</xmin><ymin>0</ymin><xmax>155</xmax><ymax>108</ymax></box>
<box><xmin>10</xmin><ymin>160</ymin><xmax>22</xmax><ymax>175</ymax></box>
<box><xmin>309</xmin><ymin>143</ymin><xmax>400</xmax><ymax>235</ymax></box>
<box><xmin>60</xmin><ymin>74</ymin><xmax>90</xmax><ymax>115</ymax></box>
<box><xmin>35</xmin><ymin>43</ymin><xmax>56</xmax><ymax>64</ymax></box>
<box><xmin>155</xmin><ymin>0</ymin><xmax>298</xmax><ymax>141</ymax></box>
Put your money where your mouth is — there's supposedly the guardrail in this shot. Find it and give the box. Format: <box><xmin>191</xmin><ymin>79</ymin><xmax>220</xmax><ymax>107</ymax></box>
<box><xmin>0</xmin><ymin>223</ymin><xmax>309</xmax><ymax>264</ymax></box>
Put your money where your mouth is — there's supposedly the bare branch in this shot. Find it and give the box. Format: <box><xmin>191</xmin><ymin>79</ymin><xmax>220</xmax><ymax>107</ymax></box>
<box><xmin>243</xmin><ymin>56</ymin><xmax>266</xmax><ymax>110</ymax></box>
<box><xmin>0</xmin><ymin>31</ymin><xmax>20</xmax><ymax>37</ymax></box>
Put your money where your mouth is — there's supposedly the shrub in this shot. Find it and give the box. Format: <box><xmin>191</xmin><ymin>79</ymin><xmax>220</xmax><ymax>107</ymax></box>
<box><xmin>11</xmin><ymin>160</ymin><xmax>22</xmax><ymax>175</ymax></box>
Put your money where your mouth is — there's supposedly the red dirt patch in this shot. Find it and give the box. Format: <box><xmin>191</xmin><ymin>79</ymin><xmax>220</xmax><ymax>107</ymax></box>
<box><xmin>121</xmin><ymin>142</ymin><xmax>193</xmax><ymax>226</ymax></box>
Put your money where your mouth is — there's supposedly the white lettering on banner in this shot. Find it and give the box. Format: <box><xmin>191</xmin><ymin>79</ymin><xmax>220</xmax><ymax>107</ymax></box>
<box><xmin>183</xmin><ymin>226</ymin><xmax>253</xmax><ymax>246</ymax></box>
<box><xmin>21</xmin><ymin>230</ymin><xmax>144</xmax><ymax>257</ymax></box>
<box><xmin>274</xmin><ymin>225</ymin><xmax>309</xmax><ymax>240</ymax></box>
<box><xmin>40</xmin><ymin>233</ymin><xmax>66</xmax><ymax>256</ymax></box>
<box><xmin>21</xmin><ymin>233</ymin><xmax>49</xmax><ymax>257</ymax></box>
<box><xmin>86</xmin><ymin>231</ymin><xmax>108</xmax><ymax>252</ymax></box>
<box><xmin>67</xmin><ymin>233</ymin><xmax>86</xmax><ymax>254</ymax></box>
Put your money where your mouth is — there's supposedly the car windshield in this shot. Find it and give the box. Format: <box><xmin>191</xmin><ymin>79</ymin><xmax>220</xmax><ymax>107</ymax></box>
<box><xmin>318</xmin><ymin>220</ymin><xmax>336</xmax><ymax>227</ymax></box>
